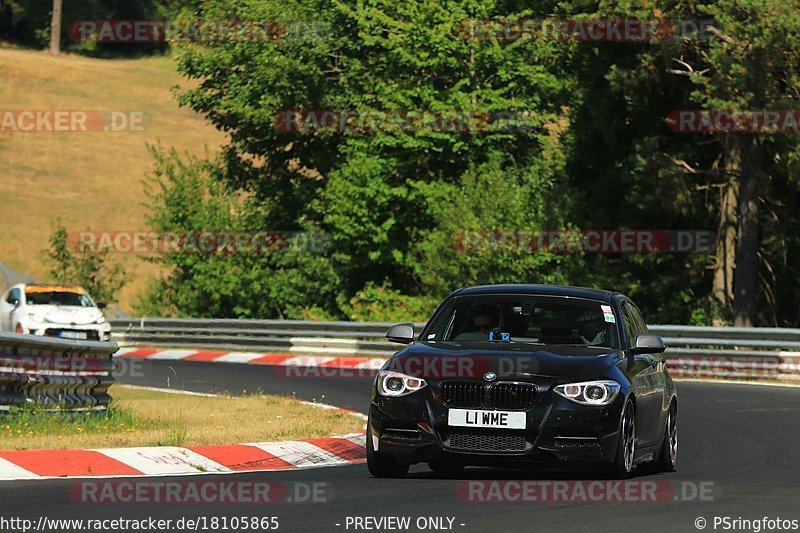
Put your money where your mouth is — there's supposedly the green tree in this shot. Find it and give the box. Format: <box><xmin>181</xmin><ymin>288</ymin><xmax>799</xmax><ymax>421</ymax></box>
<box><xmin>685</xmin><ymin>0</ymin><xmax>800</xmax><ymax>326</ymax></box>
<box><xmin>1</xmin><ymin>0</ymin><xmax>197</xmax><ymax>54</ymax></box>
<box><xmin>154</xmin><ymin>0</ymin><xmax>580</xmax><ymax>317</ymax></box>
<box><xmin>45</xmin><ymin>225</ymin><xmax>127</xmax><ymax>305</ymax></box>
<box><xmin>136</xmin><ymin>145</ymin><xmax>340</xmax><ymax>318</ymax></box>
<box><xmin>141</xmin><ymin>0</ymin><xmax>800</xmax><ymax>326</ymax></box>
<box><xmin>559</xmin><ymin>0</ymin><xmax>800</xmax><ymax>326</ymax></box>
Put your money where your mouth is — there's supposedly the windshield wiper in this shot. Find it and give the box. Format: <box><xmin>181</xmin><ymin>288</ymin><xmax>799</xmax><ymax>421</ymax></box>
<box><xmin>545</xmin><ymin>343</ymin><xmax>591</xmax><ymax>347</ymax></box>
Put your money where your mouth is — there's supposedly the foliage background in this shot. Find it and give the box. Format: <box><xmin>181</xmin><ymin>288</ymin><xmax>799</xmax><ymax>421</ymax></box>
<box><xmin>12</xmin><ymin>0</ymin><xmax>800</xmax><ymax>326</ymax></box>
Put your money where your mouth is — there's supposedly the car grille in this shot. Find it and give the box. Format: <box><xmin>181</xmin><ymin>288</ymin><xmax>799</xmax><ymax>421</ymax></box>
<box><xmin>440</xmin><ymin>381</ymin><xmax>485</xmax><ymax>408</ymax></box>
<box><xmin>491</xmin><ymin>383</ymin><xmax>537</xmax><ymax>410</ymax></box>
<box><xmin>440</xmin><ymin>381</ymin><xmax>536</xmax><ymax>410</ymax></box>
<box><xmin>447</xmin><ymin>431</ymin><xmax>528</xmax><ymax>453</ymax></box>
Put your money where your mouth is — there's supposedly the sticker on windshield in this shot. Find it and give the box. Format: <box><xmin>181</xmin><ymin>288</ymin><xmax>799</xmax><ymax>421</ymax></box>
<box><xmin>601</xmin><ymin>305</ymin><xmax>616</xmax><ymax>323</ymax></box>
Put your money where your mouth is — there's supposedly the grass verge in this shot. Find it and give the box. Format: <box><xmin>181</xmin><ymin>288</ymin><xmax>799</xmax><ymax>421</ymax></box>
<box><xmin>0</xmin><ymin>385</ymin><xmax>364</xmax><ymax>451</ymax></box>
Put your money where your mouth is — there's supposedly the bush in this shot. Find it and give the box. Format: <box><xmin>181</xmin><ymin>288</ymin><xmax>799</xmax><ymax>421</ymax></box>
<box><xmin>342</xmin><ymin>283</ymin><xmax>438</xmax><ymax>323</ymax></box>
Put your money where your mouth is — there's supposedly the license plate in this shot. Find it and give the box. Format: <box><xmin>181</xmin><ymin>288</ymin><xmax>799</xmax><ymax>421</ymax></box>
<box><xmin>448</xmin><ymin>409</ymin><xmax>526</xmax><ymax>430</ymax></box>
<box><xmin>59</xmin><ymin>331</ymin><xmax>87</xmax><ymax>340</ymax></box>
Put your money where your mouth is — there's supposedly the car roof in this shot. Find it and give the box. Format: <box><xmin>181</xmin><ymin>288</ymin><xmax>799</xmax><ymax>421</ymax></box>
<box><xmin>7</xmin><ymin>283</ymin><xmax>86</xmax><ymax>294</ymax></box>
<box><xmin>452</xmin><ymin>284</ymin><xmax>621</xmax><ymax>304</ymax></box>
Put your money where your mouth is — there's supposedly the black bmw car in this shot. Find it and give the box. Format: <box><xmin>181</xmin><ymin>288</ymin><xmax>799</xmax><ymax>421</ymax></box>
<box><xmin>367</xmin><ymin>284</ymin><xmax>677</xmax><ymax>478</ymax></box>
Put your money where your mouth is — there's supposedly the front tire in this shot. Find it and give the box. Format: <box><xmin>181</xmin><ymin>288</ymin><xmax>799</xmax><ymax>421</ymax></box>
<box><xmin>366</xmin><ymin>425</ymin><xmax>409</xmax><ymax>478</ymax></box>
<box><xmin>606</xmin><ymin>399</ymin><xmax>636</xmax><ymax>479</ymax></box>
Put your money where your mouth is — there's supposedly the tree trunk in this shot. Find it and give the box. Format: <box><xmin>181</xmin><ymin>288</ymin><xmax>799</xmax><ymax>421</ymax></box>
<box><xmin>733</xmin><ymin>138</ymin><xmax>760</xmax><ymax>326</ymax></box>
<box><xmin>712</xmin><ymin>141</ymin><xmax>739</xmax><ymax>324</ymax></box>
<box><xmin>49</xmin><ymin>0</ymin><xmax>62</xmax><ymax>55</ymax></box>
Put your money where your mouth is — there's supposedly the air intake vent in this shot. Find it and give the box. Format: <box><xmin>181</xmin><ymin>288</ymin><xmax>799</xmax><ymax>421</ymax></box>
<box><xmin>447</xmin><ymin>431</ymin><xmax>528</xmax><ymax>452</ymax></box>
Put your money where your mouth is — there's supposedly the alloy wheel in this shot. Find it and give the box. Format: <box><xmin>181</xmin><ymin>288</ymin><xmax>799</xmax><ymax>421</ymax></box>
<box><xmin>622</xmin><ymin>404</ymin><xmax>636</xmax><ymax>472</ymax></box>
<box><xmin>667</xmin><ymin>407</ymin><xmax>678</xmax><ymax>466</ymax></box>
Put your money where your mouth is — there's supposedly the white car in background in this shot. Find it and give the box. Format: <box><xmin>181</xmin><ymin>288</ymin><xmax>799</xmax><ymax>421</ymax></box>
<box><xmin>0</xmin><ymin>284</ymin><xmax>111</xmax><ymax>341</ymax></box>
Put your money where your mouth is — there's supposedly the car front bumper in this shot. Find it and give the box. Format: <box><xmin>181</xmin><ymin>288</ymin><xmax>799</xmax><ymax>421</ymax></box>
<box><xmin>23</xmin><ymin>320</ymin><xmax>112</xmax><ymax>342</ymax></box>
<box><xmin>369</xmin><ymin>385</ymin><xmax>626</xmax><ymax>466</ymax></box>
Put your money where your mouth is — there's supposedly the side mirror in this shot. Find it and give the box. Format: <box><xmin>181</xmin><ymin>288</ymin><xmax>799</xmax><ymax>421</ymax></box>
<box><xmin>633</xmin><ymin>333</ymin><xmax>666</xmax><ymax>354</ymax></box>
<box><xmin>12</xmin><ymin>299</ymin><xmax>20</xmax><ymax>308</ymax></box>
<box><xmin>386</xmin><ymin>323</ymin><xmax>415</xmax><ymax>345</ymax></box>
<box><xmin>96</xmin><ymin>302</ymin><xmax>107</xmax><ymax>309</ymax></box>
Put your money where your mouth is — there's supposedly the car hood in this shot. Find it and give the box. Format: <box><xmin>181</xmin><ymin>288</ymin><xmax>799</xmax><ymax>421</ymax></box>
<box><xmin>25</xmin><ymin>305</ymin><xmax>103</xmax><ymax>325</ymax></box>
<box><xmin>386</xmin><ymin>341</ymin><xmax>622</xmax><ymax>382</ymax></box>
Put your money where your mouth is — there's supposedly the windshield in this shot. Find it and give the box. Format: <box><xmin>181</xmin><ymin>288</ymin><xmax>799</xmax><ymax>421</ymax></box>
<box><xmin>424</xmin><ymin>295</ymin><xmax>620</xmax><ymax>349</ymax></box>
<box><xmin>25</xmin><ymin>291</ymin><xmax>95</xmax><ymax>308</ymax></box>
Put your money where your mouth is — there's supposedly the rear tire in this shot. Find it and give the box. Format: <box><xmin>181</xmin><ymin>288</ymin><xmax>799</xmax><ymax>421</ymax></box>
<box><xmin>653</xmin><ymin>402</ymin><xmax>678</xmax><ymax>472</ymax></box>
<box><xmin>366</xmin><ymin>425</ymin><xmax>409</xmax><ymax>478</ymax></box>
<box><xmin>606</xmin><ymin>399</ymin><xmax>636</xmax><ymax>479</ymax></box>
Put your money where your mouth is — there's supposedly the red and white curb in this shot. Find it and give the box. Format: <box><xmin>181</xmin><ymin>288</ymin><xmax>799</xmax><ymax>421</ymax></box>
<box><xmin>115</xmin><ymin>347</ymin><xmax>388</xmax><ymax>371</ymax></box>
<box><xmin>116</xmin><ymin>347</ymin><xmax>800</xmax><ymax>380</ymax></box>
<box><xmin>0</xmin><ymin>396</ymin><xmax>367</xmax><ymax>481</ymax></box>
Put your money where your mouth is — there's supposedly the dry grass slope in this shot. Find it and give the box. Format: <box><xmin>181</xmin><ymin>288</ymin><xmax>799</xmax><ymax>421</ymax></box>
<box><xmin>0</xmin><ymin>47</ymin><xmax>225</xmax><ymax>311</ymax></box>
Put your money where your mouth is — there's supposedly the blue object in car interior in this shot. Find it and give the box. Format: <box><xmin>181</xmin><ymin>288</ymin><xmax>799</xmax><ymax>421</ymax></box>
<box><xmin>489</xmin><ymin>331</ymin><xmax>510</xmax><ymax>341</ymax></box>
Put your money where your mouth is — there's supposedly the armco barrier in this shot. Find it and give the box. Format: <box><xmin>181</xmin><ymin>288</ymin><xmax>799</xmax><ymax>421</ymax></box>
<box><xmin>0</xmin><ymin>332</ymin><xmax>117</xmax><ymax>411</ymax></box>
<box><xmin>109</xmin><ymin>319</ymin><xmax>800</xmax><ymax>381</ymax></box>
<box><xmin>110</xmin><ymin>318</ymin><xmax>425</xmax><ymax>356</ymax></box>
<box><xmin>651</xmin><ymin>325</ymin><xmax>800</xmax><ymax>380</ymax></box>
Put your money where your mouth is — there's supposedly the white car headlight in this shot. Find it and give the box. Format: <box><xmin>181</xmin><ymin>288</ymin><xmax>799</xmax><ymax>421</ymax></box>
<box><xmin>27</xmin><ymin>312</ymin><xmax>45</xmax><ymax>323</ymax></box>
<box><xmin>377</xmin><ymin>370</ymin><xmax>427</xmax><ymax>397</ymax></box>
<box><xmin>96</xmin><ymin>316</ymin><xmax>106</xmax><ymax>324</ymax></box>
<box><xmin>554</xmin><ymin>380</ymin><xmax>621</xmax><ymax>406</ymax></box>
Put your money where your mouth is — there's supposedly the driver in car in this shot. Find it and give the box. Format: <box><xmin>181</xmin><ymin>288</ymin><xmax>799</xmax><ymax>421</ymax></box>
<box><xmin>578</xmin><ymin>315</ymin><xmax>610</xmax><ymax>346</ymax></box>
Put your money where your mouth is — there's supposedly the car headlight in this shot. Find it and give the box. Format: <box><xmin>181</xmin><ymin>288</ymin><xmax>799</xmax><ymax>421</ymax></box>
<box><xmin>377</xmin><ymin>370</ymin><xmax>427</xmax><ymax>397</ymax></box>
<box><xmin>554</xmin><ymin>380</ymin><xmax>621</xmax><ymax>406</ymax></box>
<box><xmin>27</xmin><ymin>313</ymin><xmax>45</xmax><ymax>323</ymax></box>
<box><xmin>96</xmin><ymin>316</ymin><xmax>106</xmax><ymax>324</ymax></box>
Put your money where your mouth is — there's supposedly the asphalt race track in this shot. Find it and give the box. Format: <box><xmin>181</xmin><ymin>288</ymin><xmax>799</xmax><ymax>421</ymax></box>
<box><xmin>0</xmin><ymin>360</ymin><xmax>798</xmax><ymax>533</ymax></box>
